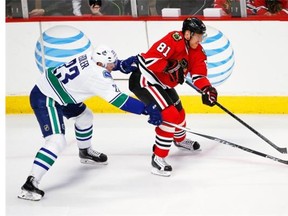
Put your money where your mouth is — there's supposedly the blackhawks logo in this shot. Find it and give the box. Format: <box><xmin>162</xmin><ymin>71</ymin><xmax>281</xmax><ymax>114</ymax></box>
<box><xmin>172</xmin><ymin>32</ymin><xmax>182</xmax><ymax>41</ymax></box>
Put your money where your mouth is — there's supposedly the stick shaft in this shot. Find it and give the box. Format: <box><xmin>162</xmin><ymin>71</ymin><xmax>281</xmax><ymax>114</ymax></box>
<box><xmin>214</xmin><ymin>101</ymin><xmax>287</xmax><ymax>153</ymax></box>
<box><xmin>185</xmin><ymin>80</ymin><xmax>287</xmax><ymax>154</ymax></box>
<box><xmin>164</xmin><ymin>121</ymin><xmax>288</xmax><ymax>165</ymax></box>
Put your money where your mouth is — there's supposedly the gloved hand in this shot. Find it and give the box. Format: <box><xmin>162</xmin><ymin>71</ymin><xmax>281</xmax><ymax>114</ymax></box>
<box><xmin>114</xmin><ymin>56</ymin><xmax>138</xmax><ymax>74</ymax></box>
<box><xmin>142</xmin><ymin>103</ymin><xmax>162</xmax><ymax>126</ymax></box>
<box><xmin>165</xmin><ymin>59</ymin><xmax>187</xmax><ymax>84</ymax></box>
<box><xmin>201</xmin><ymin>86</ymin><xmax>218</xmax><ymax>107</ymax></box>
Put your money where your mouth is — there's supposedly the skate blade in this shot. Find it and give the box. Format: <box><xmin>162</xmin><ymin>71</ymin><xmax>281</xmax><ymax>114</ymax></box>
<box><xmin>151</xmin><ymin>168</ymin><xmax>171</xmax><ymax>177</ymax></box>
<box><xmin>18</xmin><ymin>190</ymin><xmax>42</xmax><ymax>201</ymax></box>
<box><xmin>80</xmin><ymin>158</ymin><xmax>108</xmax><ymax>165</ymax></box>
<box><xmin>176</xmin><ymin>146</ymin><xmax>202</xmax><ymax>152</ymax></box>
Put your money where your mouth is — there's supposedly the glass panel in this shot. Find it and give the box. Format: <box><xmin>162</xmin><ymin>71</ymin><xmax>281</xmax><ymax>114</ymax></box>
<box><xmin>153</xmin><ymin>0</ymin><xmax>215</xmax><ymax>16</ymax></box>
<box><xmin>246</xmin><ymin>0</ymin><xmax>288</xmax><ymax>16</ymax></box>
<box><xmin>5</xmin><ymin>0</ymin><xmax>288</xmax><ymax>18</ymax></box>
<box><xmin>214</xmin><ymin>0</ymin><xmax>288</xmax><ymax>17</ymax></box>
<box><xmin>5</xmin><ymin>0</ymin><xmax>134</xmax><ymax>18</ymax></box>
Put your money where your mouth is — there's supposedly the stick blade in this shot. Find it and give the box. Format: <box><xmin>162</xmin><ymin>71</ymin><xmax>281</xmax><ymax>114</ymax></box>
<box><xmin>279</xmin><ymin>147</ymin><xmax>288</xmax><ymax>154</ymax></box>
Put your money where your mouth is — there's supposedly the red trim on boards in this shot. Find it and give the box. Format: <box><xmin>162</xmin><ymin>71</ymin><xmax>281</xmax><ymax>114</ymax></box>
<box><xmin>6</xmin><ymin>15</ymin><xmax>288</xmax><ymax>23</ymax></box>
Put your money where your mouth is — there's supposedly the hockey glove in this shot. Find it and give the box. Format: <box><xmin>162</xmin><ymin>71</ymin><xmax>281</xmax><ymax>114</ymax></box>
<box><xmin>165</xmin><ymin>59</ymin><xmax>188</xmax><ymax>84</ymax></box>
<box><xmin>142</xmin><ymin>103</ymin><xmax>162</xmax><ymax>126</ymax></box>
<box><xmin>114</xmin><ymin>56</ymin><xmax>138</xmax><ymax>74</ymax></box>
<box><xmin>201</xmin><ymin>86</ymin><xmax>218</xmax><ymax>107</ymax></box>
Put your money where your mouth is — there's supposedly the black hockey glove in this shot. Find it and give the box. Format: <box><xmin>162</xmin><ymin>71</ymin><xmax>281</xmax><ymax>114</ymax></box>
<box><xmin>201</xmin><ymin>86</ymin><xmax>218</xmax><ymax>107</ymax></box>
<box><xmin>165</xmin><ymin>59</ymin><xmax>187</xmax><ymax>84</ymax></box>
<box><xmin>142</xmin><ymin>103</ymin><xmax>162</xmax><ymax>126</ymax></box>
<box><xmin>114</xmin><ymin>56</ymin><xmax>138</xmax><ymax>74</ymax></box>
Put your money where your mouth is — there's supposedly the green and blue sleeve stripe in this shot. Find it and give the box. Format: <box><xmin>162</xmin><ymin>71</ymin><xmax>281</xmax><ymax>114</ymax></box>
<box><xmin>110</xmin><ymin>93</ymin><xmax>145</xmax><ymax>114</ymax></box>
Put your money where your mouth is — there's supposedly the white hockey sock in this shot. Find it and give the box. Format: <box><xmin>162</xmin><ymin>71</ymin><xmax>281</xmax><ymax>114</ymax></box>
<box><xmin>30</xmin><ymin>134</ymin><xmax>67</xmax><ymax>182</ymax></box>
<box><xmin>74</xmin><ymin>108</ymin><xmax>93</xmax><ymax>149</ymax></box>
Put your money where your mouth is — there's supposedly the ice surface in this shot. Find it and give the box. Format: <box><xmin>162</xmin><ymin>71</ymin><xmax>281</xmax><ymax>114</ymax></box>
<box><xmin>5</xmin><ymin>114</ymin><xmax>288</xmax><ymax>216</ymax></box>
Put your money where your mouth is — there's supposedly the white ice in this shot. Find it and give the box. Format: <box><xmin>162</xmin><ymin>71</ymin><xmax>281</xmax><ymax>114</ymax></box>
<box><xmin>5</xmin><ymin>113</ymin><xmax>288</xmax><ymax>216</ymax></box>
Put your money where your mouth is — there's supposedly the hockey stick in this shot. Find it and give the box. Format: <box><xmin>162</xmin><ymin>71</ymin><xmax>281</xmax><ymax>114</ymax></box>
<box><xmin>164</xmin><ymin>121</ymin><xmax>288</xmax><ymax>166</ymax></box>
<box><xmin>185</xmin><ymin>80</ymin><xmax>287</xmax><ymax>154</ymax></box>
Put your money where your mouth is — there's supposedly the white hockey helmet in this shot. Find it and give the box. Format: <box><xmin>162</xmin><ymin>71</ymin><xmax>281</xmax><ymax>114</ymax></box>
<box><xmin>92</xmin><ymin>44</ymin><xmax>118</xmax><ymax>67</ymax></box>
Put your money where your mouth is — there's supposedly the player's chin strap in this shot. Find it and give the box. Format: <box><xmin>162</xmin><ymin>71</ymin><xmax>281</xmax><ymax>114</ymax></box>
<box><xmin>185</xmin><ymin>78</ymin><xmax>287</xmax><ymax>154</ymax></box>
<box><xmin>163</xmin><ymin>121</ymin><xmax>288</xmax><ymax>166</ymax></box>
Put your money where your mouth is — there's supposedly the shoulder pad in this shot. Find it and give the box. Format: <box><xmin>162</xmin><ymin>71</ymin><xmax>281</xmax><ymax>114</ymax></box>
<box><xmin>172</xmin><ymin>32</ymin><xmax>182</xmax><ymax>41</ymax></box>
<box><xmin>103</xmin><ymin>70</ymin><xmax>112</xmax><ymax>79</ymax></box>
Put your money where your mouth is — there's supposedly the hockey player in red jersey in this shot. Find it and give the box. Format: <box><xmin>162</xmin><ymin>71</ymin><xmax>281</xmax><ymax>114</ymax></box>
<box><xmin>129</xmin><ymin>17</ymin><xmax>218</xmax><ymax>177</ymax></box>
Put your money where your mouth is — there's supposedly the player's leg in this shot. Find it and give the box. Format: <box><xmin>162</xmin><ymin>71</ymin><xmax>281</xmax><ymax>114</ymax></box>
<box><xmin>62</xmin><ymin>103</ymin><xmax>107</xmax><ymax>165</ymax></box>
<box><xmin>18</xmin><ymin>86</ymin><xmax>67</xmax><ymax>201</ymax></box>
<box><xmin>129</xmin><ymin>71</ymin><xmax>179</xmax><ymax>177</ymax></box>
<box><xmin>166</xmin><ymin>88</ymin><xmax>200</xmax><ymax>151</ymax></box>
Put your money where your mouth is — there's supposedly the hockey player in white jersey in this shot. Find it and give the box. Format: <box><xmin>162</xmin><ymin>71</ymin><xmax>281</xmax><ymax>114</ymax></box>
<box><xmin>18</xmin><ymin>44</ymin><xmax>162</xmax><ymax>201</ymax></box>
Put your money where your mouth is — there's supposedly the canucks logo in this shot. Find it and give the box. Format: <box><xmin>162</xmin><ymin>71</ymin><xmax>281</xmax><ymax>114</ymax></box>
<box><xmin>103</xmin><ymin>70</ymin><xmax>112</xmax><ymax>79</ymax></box>
<box><xmin>35</xmin><ymin>25</ymin><xmax>93</xmax><ymax>73</ymax></box>
<box><xmin>186</xmin><ymin>26</ymin><xmax>235</xmax><ymax>87</ymax></box>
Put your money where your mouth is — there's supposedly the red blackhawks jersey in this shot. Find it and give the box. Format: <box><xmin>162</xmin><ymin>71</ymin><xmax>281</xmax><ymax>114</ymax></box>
<box><xmin>137</xmin><ymin>30</ymin><xmax>189</xmax><ymax>88</ymax></box>
<box><xmin>137</xmin><ymin>30</ymin><xmax>211</xmax><ymax>90</ymax></box>
<box><xmin>188</xmin><ymin>44</ymin><xmax>211</xmax><ymax>90</ymax></box>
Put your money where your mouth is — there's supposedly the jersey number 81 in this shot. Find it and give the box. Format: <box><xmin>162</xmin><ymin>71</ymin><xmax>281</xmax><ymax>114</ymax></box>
<box><xmin>156</xmin><ymin>42</ymin><xmax>171</xmax><ymax>57</ymax></box>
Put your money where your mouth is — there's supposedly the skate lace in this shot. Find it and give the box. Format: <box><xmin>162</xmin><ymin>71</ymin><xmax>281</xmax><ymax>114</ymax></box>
<box><xmin>179</xmin><ymin>139</ymin><xmax>195</xmax><ymax>146</ymax></box>
<box><xmin>154</xmin><ymin>155</ymin><xmax>169</xmax><ymax>167</ymax></box>
<box><xmin>87</xmin><ymin>147</ymin><xmax>101</xmax><ymax>157</ymax></box>
<box><xmin>179</xmin><ymin>139</ymin><xmax>195</xmax><ymax>147</ymax></box>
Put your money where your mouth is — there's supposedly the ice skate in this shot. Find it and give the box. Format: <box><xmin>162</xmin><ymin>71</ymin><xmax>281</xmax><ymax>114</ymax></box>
<box><xmin>174</xmin><ymin>138</ymin><xmax>201</xmax><ymax>151</ymax></box>
<box><xmin>79</xmin><ymin>147</ymin><xmax>108</xmax><ymax>165</ymax></box>
<box><xmin>151</xmin><ymin>154</ymin><xmax>172</xmax><ymax>177</ymax></box>
<box><xmin>18</xmin><ymin>176</ymin><xmax>44</xmax><ymax>201</ymax></box>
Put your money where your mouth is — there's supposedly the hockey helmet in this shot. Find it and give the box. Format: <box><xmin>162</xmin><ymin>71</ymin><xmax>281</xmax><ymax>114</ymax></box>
<box><xmin>92</xmin><ymin>44</ymin><xmax>118</xmax><ymax>67</ymax></box>
<box><xmin>182</xmin><ymin>17</ymin><xmax>206</xmax><ymax>35</ymax></box>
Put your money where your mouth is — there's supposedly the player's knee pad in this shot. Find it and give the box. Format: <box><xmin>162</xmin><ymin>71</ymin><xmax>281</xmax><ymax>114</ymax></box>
<box><xmin>75</xmin><ymin>108</ymin><xmax>93</xmax><ymax>129</ymax></box>
<box><xmin>44</xmin><ymin>134</ymin><xmax>67</xmax><ymax>155</ymax></box>
<box><xmin>161</xmin><ymin>105</ymin><xmax>180</xmax><ymax>124</ymax></box>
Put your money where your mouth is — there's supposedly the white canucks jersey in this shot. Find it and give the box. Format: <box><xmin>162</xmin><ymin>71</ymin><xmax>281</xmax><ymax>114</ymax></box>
<box><xmin>36</xmin><ymin>53</ymin><xmax>125</xmax><ymax>106</ymax></box>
